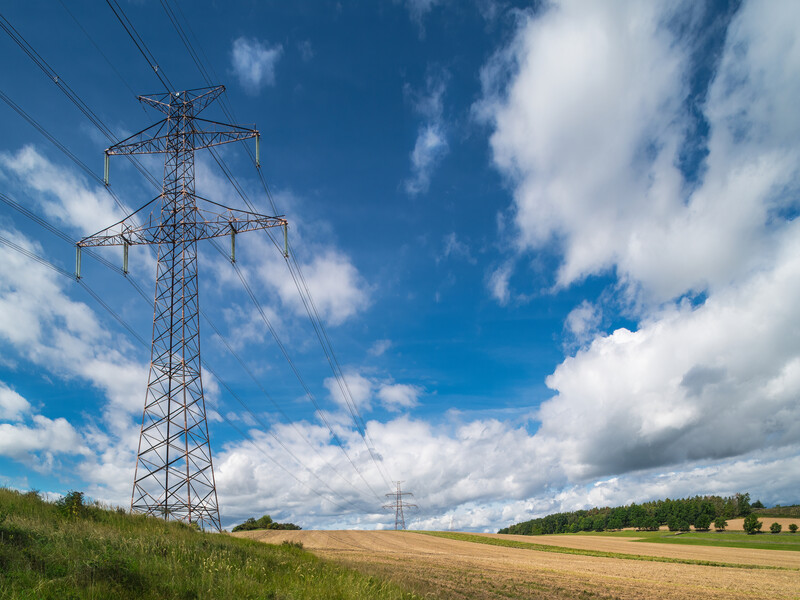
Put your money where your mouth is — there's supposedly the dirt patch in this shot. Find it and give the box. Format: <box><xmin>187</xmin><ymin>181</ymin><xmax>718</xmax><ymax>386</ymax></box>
<box><xmin>235</xmin><ymin>530</ymin><xmax>800</xmax><ymax>599</ymax></box>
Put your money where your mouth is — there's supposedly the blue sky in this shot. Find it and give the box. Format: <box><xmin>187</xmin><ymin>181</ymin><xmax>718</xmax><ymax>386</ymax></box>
<box><xmin>1</xmin><ymin>0</ymin><xmax>800</xmax><ymax>532</ymax></box>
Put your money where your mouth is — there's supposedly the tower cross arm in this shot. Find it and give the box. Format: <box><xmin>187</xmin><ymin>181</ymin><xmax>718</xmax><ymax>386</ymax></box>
<box><xmin>107</xmin><ymin>121</ymin><xmax>258</xmax><ymax>156</ymax></box>
<box><xmin>138</xmin><ymin>85</ymin><xmax>226</xmax><ymax>115</ymax></box>
<box><xmin>195</xmin><ymin>206</ymin><xmax>287</xmax><ymax>240</ymax></box>
<box><xmin>78</xmin><ymin>201</ymin><xmax>287</xmax><ymax>248</ymax></box>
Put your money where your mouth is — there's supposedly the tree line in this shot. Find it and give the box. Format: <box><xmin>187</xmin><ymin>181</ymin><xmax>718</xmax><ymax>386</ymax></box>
<box><xmin>498</xmin><ymin>493</ymin><xmax>757</xmax><ymax>535</ymax></box>
<box><xmin>231</xmin><ymin>514</ymin><xmax>301</xmax><ymax>532</ymax></box>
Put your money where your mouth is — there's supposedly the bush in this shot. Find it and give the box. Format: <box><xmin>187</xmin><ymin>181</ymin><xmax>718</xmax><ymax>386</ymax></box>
<box><xmin>56</xmin><ymin>491</ymin><xmax>87</xmax><ymax>519</ymax></box>
<box><xmin>743</xmin><ymin>513</ymin><xmax>762</xmax><ymax>534</ymax></box>
<box><xmin>789</xmin><ymin>523</ymin><xmax>798</xmax><ymax>534</ymax></box>
<box><xmin>770</xmin><ymin>522</ymin><xmax>782</xmax><ymax>534</ymax></box>
<box><xmin>714</xmin><ymin>516</ymin><xmax>727</xmax><ymax>531</ymax></box>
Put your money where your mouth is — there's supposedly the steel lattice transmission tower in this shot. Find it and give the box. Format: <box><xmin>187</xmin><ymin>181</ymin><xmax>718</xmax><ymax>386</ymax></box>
<box><xmin>78</xmin><ymin>86</ymin><xmax>287</xmax><ymax>531</ymax></box>
<box><xmin>383</xmin><ymin>481</ymin><xmax>417</xmax><ymax>530</ymax></box>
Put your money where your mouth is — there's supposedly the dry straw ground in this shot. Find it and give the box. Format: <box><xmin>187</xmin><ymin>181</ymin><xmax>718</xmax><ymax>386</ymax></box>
<box><xmin>235</xmin><ymin>529</ymin><xmax>800</xmax><ymax>600</ymax></box>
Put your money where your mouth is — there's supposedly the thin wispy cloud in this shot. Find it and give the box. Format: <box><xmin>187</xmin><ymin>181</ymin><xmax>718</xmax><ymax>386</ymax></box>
<box><xmin>230</xmin><ymin>36</ymin><xmax>283</xmax><ymax>93</ymax></box>
<box><xmin>404</xmin><ymin>70</ymin><xmax>449</xmax><ymax>195</ymax></box>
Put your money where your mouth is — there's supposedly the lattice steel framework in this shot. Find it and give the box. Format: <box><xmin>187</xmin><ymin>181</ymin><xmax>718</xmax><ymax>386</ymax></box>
<box><xmin>79</xmin><ymin>86</ymin><xmax>287</xmax><ymax>531</ymax></box>
<box><xmin>382</xmin><ymin>481</ymin><xmax>417</xmax><ymax>530</ymax></box>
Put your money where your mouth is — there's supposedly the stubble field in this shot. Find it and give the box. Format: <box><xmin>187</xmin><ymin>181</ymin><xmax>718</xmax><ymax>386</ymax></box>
<box><xmin>235</xmin><ymin>529</ymin><xmax>800</xmax><ymax>600</ymax></box>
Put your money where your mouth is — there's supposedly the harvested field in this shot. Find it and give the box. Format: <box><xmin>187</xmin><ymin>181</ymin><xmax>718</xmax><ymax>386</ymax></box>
<box><xmin>725</xmin><ymin>517</ymin><xmax>799</xmax><ymax>531</ymax></box>
<box><xmin>235</xmin><ymin>529</ymin><xmax>800</xmax><ymax>600</ymax></box>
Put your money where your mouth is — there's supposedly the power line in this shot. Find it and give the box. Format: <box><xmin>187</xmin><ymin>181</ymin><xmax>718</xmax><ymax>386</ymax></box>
<box><xmin>0</xmin><ymin>206</ymin><xmax>371</xmax><ymax>518</ymax></box>
<box><xmin>200</xmin><ymin>312</ymin><xmax>378</xmax><ymax>501</ymax></box>
<box><xmin>0</xmin><ymin>234</ymin><xmax>74</xmax><ymax>279</ymax></box>
<box><xmin>152</xmin><ymin>4</ymin><xmax>394</xmax><ymax>490</ymax></box>
<box><xmin>1</xmin><ymin>74</ymin><xmax>384</xmax><ymax>510</ymax></box>
<box><xmin>105</xmin><ymin>0</ymin><xmax>174</xmax><ymax>92</ymax></box>
<box><xmin>57</xmin><ymin>0</ymin><xmax>139</xmax><ymax>99</ymax></box>
<box><xmin>227</xmin><ymin>257</ymin><xmax>385</xmax><ymax>502</ymax></box>
<box><xmin>0</xmin><ymin>14</ymin><xmax>161</xmax><ymax>190</ymax></box>
<box><xmin>88</xmin><ymin>8</ymin><xmax>387</xmax><ymax>502</ymax></box>
<box><xmin>3</xmin><ymin>6</ymin><xmax>396</xmax><ymax>513</ymax></box>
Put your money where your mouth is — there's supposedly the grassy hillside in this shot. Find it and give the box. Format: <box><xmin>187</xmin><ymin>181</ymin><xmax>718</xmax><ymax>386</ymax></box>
<box><xmin>0</xmin><ymin>488</ymin><xmax>420</xmax><ymax>600</ymax></box>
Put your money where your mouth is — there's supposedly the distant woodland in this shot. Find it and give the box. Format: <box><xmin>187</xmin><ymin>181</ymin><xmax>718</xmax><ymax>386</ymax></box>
<box><xmin>498</xmin><ymin>493</ymin><xmax>775</xmax><ymax>535</ymax></box>
<box><xmin>231</xmin><ymin>514</ymin><xmax>301</xmax><ymax>532</ymax></box>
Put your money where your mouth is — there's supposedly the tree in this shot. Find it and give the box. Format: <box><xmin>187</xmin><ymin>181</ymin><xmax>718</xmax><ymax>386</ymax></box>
<box><xmin>736</xmin><ymin>493</ymin><xmax>752</xmax><ymax>517</ymax></box>
<box><xmin>694</xmin><ymin>513</ymin><xmax>712</xmax><ymax>532</ymax></box>
<box><xmin>722</xmin><ymin>498</ymin><xmax>736</xmax><ymax>518</ymax></box>
<box><xmin>789</xmin><ymin>523</ymin><xmax>798</xmax><ymax>534</ymax></box>
<box><xmin>231</xmin><ymin>514</ymin><xmax>301</xmax><ymax>532</ymax></box>
<box><xmin>752</xmin><ymin>500</ymin><xmax>765</xmax><ymax>509</ymax></box>
<box><xmin>743</xmin><ymin>513</ymin><xmax>762</xmax><ymax>534</ymax></box>
<box><xmin>714</xmin><ymin>516</ymin><xmax>727</xmax><ymax>531</ymax></box>
<box><xmin>770</xmin><ymin>522</ymin><xmax>782</xmax><ymax>534</ymax></box>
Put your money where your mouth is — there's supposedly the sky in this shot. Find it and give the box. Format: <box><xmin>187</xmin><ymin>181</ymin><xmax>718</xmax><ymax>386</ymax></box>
<box><xmin>1</xmin><ymin>0</ymin><xmax>799</xmax><ymax>532</ymax></box>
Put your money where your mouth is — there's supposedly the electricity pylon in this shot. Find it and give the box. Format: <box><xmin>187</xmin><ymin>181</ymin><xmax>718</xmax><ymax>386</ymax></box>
<box><xmin>78</xmin><ymin>86</ymin><xmax>287</xmax><ymax>531</ymax></box>
<box><xmin>383</xmin><ymin>481</ymin><xmax>417</xmax><ymax>530</ymax></box>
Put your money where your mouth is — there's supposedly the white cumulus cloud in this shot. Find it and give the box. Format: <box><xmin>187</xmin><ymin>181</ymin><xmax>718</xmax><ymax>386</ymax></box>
<box><xmin>0</xmin><ymin>382</ymin><xmax>31</xmax><ymax>421</ymax></box>
<box><xmin>479</xmin><ymin>0</ymin><xmax>800</xmax><ymax>305</ymax></box>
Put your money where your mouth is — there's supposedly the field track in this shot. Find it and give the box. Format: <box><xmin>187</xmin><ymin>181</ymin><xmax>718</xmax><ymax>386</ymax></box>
<box><xmin>235</xmin><ymin>530</ymin><xmax>800</xmax><ymax>599</ymax></box>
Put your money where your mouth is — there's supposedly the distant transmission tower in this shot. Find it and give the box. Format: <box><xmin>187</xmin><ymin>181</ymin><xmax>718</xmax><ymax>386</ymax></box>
<box><xmin>383</xmin><ymin>481</ymin><xmax>417</xmax><ymax>530</ymax></box>
<box><xmin>78</xmin><ymin>86</ymin><xmax>287</xmax><ymax>531</ymax></box>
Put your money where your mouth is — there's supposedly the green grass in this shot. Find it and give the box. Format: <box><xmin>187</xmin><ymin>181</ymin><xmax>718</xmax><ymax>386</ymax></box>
<box><xmin>0</xmin><ymin>488</ymin><xmax>422</xmax><ymax>600</ymax></box>
<box><xmin>629</xmin><ymin>531</ymin><xmax>800</xmax><ymax>551</ymax></box>
<box><xmin>553</xmin><ymin>529</ymin><xmax>800</xmax><ymax>551</ymax></box>
<box><xmin>417</xmin><ymin>531</ymin><xmax>795</xmax><ymax>571</ymax></box>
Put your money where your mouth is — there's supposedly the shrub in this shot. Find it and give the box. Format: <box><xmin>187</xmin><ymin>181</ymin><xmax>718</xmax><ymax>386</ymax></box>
<box><xmin>770</xmin><ymin>522</ymin><xmax>782</xmax><ymax>534</ymax></box>
<box><xmin>714</xmin><ymin>516</ymin><xmax>727</xmax><ymax>531</ymax></box>
<box><xmin>56</xmin><ymin>491</ymin><xmax>87</xmax><ymax>519</ymax></box>
<box><xmin>789</xmin><ymin>523</ymin><xmax>798</xmax><ymax>534</ymax></box>
<box><xmin>743</xmin><ymin>513</ymin><xmax>762</xmax><ymax>534</ymax></box>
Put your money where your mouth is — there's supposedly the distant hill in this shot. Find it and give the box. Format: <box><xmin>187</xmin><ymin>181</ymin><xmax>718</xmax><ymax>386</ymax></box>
<box><xmin>498</xmin><ymin>493</ymin><xmax>761</xmax><ymax>535</ymax></box>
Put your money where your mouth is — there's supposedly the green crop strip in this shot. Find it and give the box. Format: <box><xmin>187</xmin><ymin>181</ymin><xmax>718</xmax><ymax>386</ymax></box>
<box><xmin>572</xmin><ymin>529</ymin><xmax>800</xmax><ymax>551</ymax></box>
<box><xmin>631</xmin><ymin>533</ymin><xmax>800</xmax><ymax>552</ymax></box>
<box><xmin>416</xmin><ymin>531</ymin><xmax>795</xmax><ymax>571</ymax></box>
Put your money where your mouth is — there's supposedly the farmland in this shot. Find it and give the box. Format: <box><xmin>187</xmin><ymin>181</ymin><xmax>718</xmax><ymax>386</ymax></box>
<box><xmin>237</xmin><ymin>529</ymin><xmax>800</xmax><ymax>599</ymax></box>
